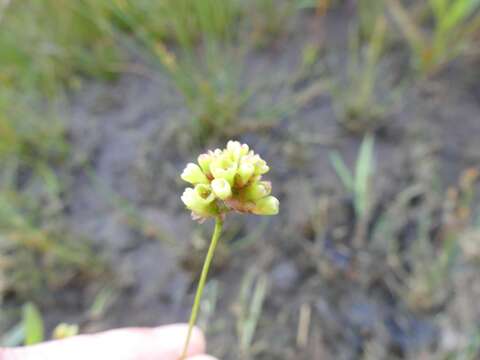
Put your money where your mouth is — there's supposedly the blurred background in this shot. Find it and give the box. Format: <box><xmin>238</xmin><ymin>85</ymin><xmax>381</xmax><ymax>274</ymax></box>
<box><xmin>1</xmin><ymin>0</ymin><xmax>480</xmax><ymax>358</ymax></box>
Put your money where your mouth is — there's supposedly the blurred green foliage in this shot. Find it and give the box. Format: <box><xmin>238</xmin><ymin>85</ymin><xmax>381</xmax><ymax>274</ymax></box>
<box><xmin>0</xmin><ymin>0</ymin><xmax>120</xmax><ymax>94</ymax></box>
<box><xmin>388</xmin><ymin>0</ymin><xmax>480</xmax><ymax>74</ymax></box>
<box><xmin>23</xmin><ymin>302</ymin><xmax>44</xmax><ymax>345</ymax></box>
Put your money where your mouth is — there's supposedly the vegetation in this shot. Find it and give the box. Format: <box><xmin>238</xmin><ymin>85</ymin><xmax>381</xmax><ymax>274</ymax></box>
<box><xmin>0</xmin><ymin>0</ymin><xmax>120</xmax><ymax>94</ymax></box>
<box><xmin>329</xmin><ymin>134</ymin><xmax>376</xmax><ymax>219</ymax></box>
<box><xmin>331</xmin><ymin>17</ymin><xmax>401</xmax><ymax>133</ymax></box>
<box><xmin>388</xmin><ymin>0</ymin><xmax>480</xmax><ymax>74</ymax></box>
<box><xmin>1</xmin><ymin>0</ymin><xmax>480</xmax><ymax>358</ymax></box>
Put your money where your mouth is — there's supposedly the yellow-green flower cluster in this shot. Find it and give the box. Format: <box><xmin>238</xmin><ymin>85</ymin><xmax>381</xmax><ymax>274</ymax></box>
<box><xmin>181</xmin><ymin>141</ymin><xmax>279</xmax><ymax>221</ymax></box>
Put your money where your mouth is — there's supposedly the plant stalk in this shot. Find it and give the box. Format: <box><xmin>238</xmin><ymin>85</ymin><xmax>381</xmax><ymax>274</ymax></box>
<box><xmin>181</xmin><ymin>216</ymin><xmax>223</xmax><ymax>359</ymax></box>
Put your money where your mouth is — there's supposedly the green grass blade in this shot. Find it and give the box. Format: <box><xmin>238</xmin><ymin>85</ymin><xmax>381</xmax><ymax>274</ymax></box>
<box><xmin>354</xmin><ymin>134</ymin><xmax>375</xmax><ymax>216</ymax></box>
<box><xmin>242</xmin><ymin>274</ymin><xmax>267</xmax><ymax>354</ymax></box>
<box><xmin>23</xmin><ymin>302</ymin><xmax>44</xmax><ymax>345</ymax></box>
<box><xmin>329</xmin><ymin>151</ymin><xmax>354</xmax><ymax>192</ymax></box>
<box><xmin>387</xmin><ymin>0</ymin><xmax>426</xmax><ymax>53</ymax></box>
<box><xmin>442</xmin><ymin>0</ymin><xmax>480</xmax><ymax>31</ymax></box>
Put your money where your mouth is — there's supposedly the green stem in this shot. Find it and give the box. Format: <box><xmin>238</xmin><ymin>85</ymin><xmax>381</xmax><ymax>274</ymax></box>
<box><xmin>181</xmin><ymin>216</ymin><xmax>223</xmax><ymax>359</ymax></box>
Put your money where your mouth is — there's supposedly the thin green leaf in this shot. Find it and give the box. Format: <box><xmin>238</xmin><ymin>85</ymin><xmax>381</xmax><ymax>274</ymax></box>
<box><xmin>88</xmin><ymin>287</ymin><xmax>114</xmax><ymax>320</ymax></box>
<box><xmin>239</xmin><ymin>273</ymin><xmax>268</xmax><ymax>355</ymax></box>
<box><xmin>387</xmin><ymin>0</ymin><xmax>426</xmax><ymax>52</ymax></box>
<box><xmin>329</xmin><ymin>151</ymin><xmax>354</xmax><ymax>192</ymax></box>
<box><xmin>354</xmin><ymin>134</ymin><xmax>375</xmax><ymax>217</ymax></box>
<box><xmin>442</xmin><ymin>0</ymin><xmax>480</xmax><ymax>31</ymax></box>
<box><xmin>23</xmin><ymin>302</ymin><xmax>44</xmax><ymax>345</ymax></box>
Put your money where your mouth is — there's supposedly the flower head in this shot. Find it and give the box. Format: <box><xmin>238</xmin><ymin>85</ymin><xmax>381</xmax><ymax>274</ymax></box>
<box><xmin>181</xmin><ymin>141</ymin><xmax>279</xmax><ymax>221</ymax></box>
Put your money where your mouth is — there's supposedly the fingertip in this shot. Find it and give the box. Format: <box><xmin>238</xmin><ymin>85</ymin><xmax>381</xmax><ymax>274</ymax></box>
<box><xmin>3</xmin><ymin>324</ymin><xmax>209</xmax><ymax>360</ymax></box>
<box><xmin>189</xmin><ymin>326</ymin><xmax>206</xmax><ymax>354</ymax></box>
<box><xmin>153</xmin><ymin>323</ymin><xmax>206</xmax><ymax>356</ymax></box>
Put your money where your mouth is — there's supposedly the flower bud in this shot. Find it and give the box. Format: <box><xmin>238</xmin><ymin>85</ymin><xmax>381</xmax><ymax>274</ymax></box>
<box><xmin>181</xmin><ymin>163</ymin><xmax>209</xmax><ymax>184</ymax></box>
<box><xmin>195</xmin><ymin>183</ymin><xmax>216</xmax><ymax>200</ymax></box>
<box><xmin>240</xmin><ymin>144</ymin><xmax>250</xmax><ymax>156</ymax></box>
<box><xmin>226</xmin><ymin>140</ymin><xmax>242</xmax><ymax>161</ymax></box>
<box><xmin>211</xmin><ymin>178</ymin><xmax>232</xmax><ymax>200</ymax></box>
<box><xmin>226</xmin><ymin>141</ymin><xmax>250</xmax><ymax>162</ymax></box>
<box><xmin>212</xmin><ymin>149</ymin><xmax>223</xmax><ymax>156</ymax></box>
<box><xmin>52</xmin><ymin>323</ymin><xmax>79</xmax><ymax>340</ymax></box>
<box><xmin>210</xmin><ymin>154</ymin><xmax>238</xmax><ymax>186</ymax></box>
<box><xmin>236</xmin><ymin>161</ymin><xmax>255</xmax><ymax>186</ymax></box>
<box><xmin>181</xmin><ymin>185</ymin><xmax>217</xmax><ymax>216</ymax></box>
<box><xmin>241</xmin><ymin>181</ymin><xmax>271</xmax><ymax>201</ymax></box>
<box><xmin>252</xmin><ymin>155</ymin><xmax>270</xmax><ymax>175</ymax></box>
<box><xmin>198</xmin><ymin>153</ymin><xmax>214</xmax><ymax>176</ymax></box>
<box><xmin>252</xmin><ymin>196</ymin><xmax>279</xmax><ymax>215</ymax></box>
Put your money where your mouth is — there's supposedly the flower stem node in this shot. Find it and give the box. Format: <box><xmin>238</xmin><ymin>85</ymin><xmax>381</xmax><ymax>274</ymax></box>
<box><xmin>181</xmin><ymin>141</ymin><xmax>279</xmax><ymax>221</ymax></box>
